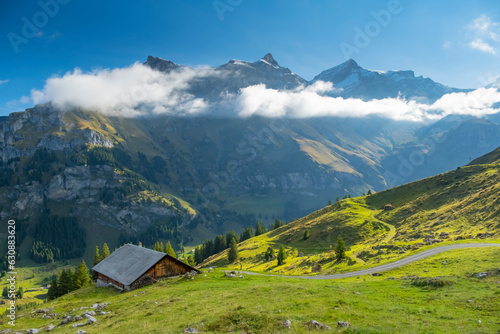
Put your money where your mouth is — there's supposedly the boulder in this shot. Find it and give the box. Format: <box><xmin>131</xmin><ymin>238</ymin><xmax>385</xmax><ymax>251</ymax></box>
<box><xmin>284</xmin><ymin>319</ymin><xmax>292</xmax><ymax>328</ymax></box>
<box><xmin>26</xmin><ymin>330</ymin><xmax>39</xmax><ymax>334</ymax></box>
<box><xmin>184</xmin><ymin>327</ymin><xmax>197</xmax><ymax>333</ymax></box>
<box><xmin>472</xmin><ymin>272</ymin><xmax>488</xmax><ymax>278</ymax></box>
<box><xmin>46</xmin><ymin>324</ymin><xmax>55</xmax><ymax>331</ymax></box>
<box><xmin>338</xmin><ymin>321</ymin><xmax>351</xmax><ymax>327</ymax></box>
<box><xmin>35</xmin><ymin>308</ymin><xmax>53</xmax><ymax>314</ymax></box>
<box><xmin>86</xmin><ymin>316</ymin><xmax>97</xmax><ymax>324</ymax></box>
<box><xmin>72</xmin><ymin>323</ymin><xmax>85</xmax><ymax>328</ymax></box>
<box><xmin>305</xmin><ymin>320</ymin><xmax>331</xmax><ymax>330</ymax></box>
<box><xmin>77</xmin><ymin>331</ymin><xmax>87</xmax><ymax>334</ymax></box>
<box><xmin>72</xmin><ymin>315</ymin><xmax>83</xmax><ymax>321</ymax></box>
<box><xmin>91</xmin><ymin>302</ymin><xmax>108</xmax><ymax>311</ymax></box>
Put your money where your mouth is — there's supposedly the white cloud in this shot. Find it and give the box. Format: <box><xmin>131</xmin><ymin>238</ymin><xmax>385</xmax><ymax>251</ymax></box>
<box><xmin>469</xmin><ymin>39</ymin><xmax>496</xmax><ymax>54</ymax></box>
<box><xmin>30</xmin><ymin>64</ymin><xmax>500</xmax><ymax>122</ymax></box>
<box><xmin>0</xmin><ymin>79</ymin><xmax>9</xmax><ymax>86</ymax></box>
<box><xmin>467</xmin><ymin>15</ymin><xmax>500</xmax><ymax>54</ymax></box>
<box><xmin>229</xmin><ymin>84</ymin><xmax>500</xmax><ymax>121</ymax></box>
<box><xmin>469</xmin><ymin>15</ymin><xmax>500</xmax><ymax>40</ymax></box>
<box><xmin>31</xmin><ymin>63</ymin><xmax>215</xmax><ymax>117</ymax></box>
<box><xmin>442</xmin><ymin>41</ymin><xmax>451</xmax><ymax>49</ymax></box>
<box><xmin>19</xmin><ymin>96</ymin><xmax>31</xmax><ymax>104</ymax></box>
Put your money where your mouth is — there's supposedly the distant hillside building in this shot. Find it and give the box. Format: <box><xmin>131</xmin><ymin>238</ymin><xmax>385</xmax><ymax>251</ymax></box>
<box><xmin>92</xmin><ymin>244</ymin><xmax>198</xmax><ymax>291</ymax></box>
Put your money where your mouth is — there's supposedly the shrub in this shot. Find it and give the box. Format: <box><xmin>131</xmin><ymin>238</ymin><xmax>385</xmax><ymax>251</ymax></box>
<box><xmin>411</xmin><ymin>277</ymin><xmax>453</xmax><ymax>288</ymax></box>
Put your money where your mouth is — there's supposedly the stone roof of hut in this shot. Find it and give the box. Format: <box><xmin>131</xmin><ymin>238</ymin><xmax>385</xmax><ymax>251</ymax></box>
<box><xmin>92</xmin><ymin>244</ymin><xmax>197</xmax><ymax>285</ymax></box>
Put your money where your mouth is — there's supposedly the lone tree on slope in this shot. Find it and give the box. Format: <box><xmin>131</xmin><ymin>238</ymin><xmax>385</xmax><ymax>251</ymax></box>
<box><xmin>277</xmin><ymin>245</ymin><xmax>287</xmax><ymax>266</ymax></box>
<box><xmin>228</xmin><ymin>237</ymin><xmax>239</xmax><ymax>263</ymax></box>
<box><xmin>335</xmin><ymin>236</ymin><xmax>347</xmax><ymax>261</ymax></box>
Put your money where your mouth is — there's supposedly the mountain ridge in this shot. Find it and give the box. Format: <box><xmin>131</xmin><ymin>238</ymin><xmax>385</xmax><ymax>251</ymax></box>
<box><xmin>313</xmin><ymin>58</ymin><xmax>471</xmax><ymax>102</ymax></box>
<box><xmin>144</xmin><ymin>54</ymin><xmax>470</xmax><ymax>103</ymax></box>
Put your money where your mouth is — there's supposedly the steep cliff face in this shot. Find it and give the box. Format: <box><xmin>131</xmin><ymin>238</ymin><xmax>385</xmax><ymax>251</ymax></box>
<box><xmin>0</xmin><ymin>106</ymin><xmax>195</xmax><ymax>260</ymax></box>
<box><xmin>0</xmin><ymin>104</ymin><xmax>114</xmax><ymax>162</ymax></box>
<box><xmin>1</xmin><ymin>163</ymin><xmax>189</xmax><ymax>234</ymax></box>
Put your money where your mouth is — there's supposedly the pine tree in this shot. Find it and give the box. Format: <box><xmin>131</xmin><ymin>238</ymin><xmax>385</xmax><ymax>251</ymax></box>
<box><xmin>239</xmin><ymin>226</ymin><xmax>254</xmax><ymax>242</ymax></box>
<box><xmin>74</xmin><ymin>260</ymin><xmax>90</xmax><ymax>288</ymax></box>
<box><xmin>264</xmin><ymin>247</ymin><xmax>274</xmax><ymax>261</ymax></box>
<box><xmin>303</xmin><ymin>229</ymin><xmax>310</xmax><ymax>240</ymax></box>
<box><xmin>328</xmin><ymin>200</ymin><xmax>332</xmax><ymax>205</ymax></box>
<box><xmin>16</xmin><ymin>287</ymin><xmax>23</xmax><ymax>299</ymax></box>
<box><xmin>255</xmin><ymin>221</ymin><xmax>267</xmax><ymax>236</ymax></box>
<box><xmin>186</xmin><ymin>254</ymin><xmax>196</xmax><ymax>267</ymax></box>
<box><xmin>194</xmin><ymin>246</ymin><xmax>204</xmax><ymax>264</ymax></box>
<box><xmin>335</xmin><ymin>236</ymin><xmax>347</xmax><ymax>261</ymax></box>
<box><xmin>101</xmin><ymin>243</ymin><xmax>110</xmax><ymax>259</ymax></box>
<box><xmin>93</xmin><ymin>246</ymin><xmax>101</xmax><ymax>265</ymax></box>
<box><xmin>164</xmin><ymin>241</ymin><xmax>176</xmax><ymax>258</ymax></box>
<box><xmin>227</xmin><ymin>238</ymin><xmax>238</xmax><ymax>263</ymax></box>
<box><xmin>225</xmin><ymin>230</ymin><xmax>238</xmax><ymax>248</ymax></box>
<box><xmin>47</xmin><ymin>277</ymin><xmax>58</xmax><ymax>300</ymax></box>
<box><xmin>2</xmin><ymin>286</ymin><xmax>8</xmax><ymax>298</ymax></box>
<box><xmin>367</xmin><ymin>189</ymin><xmax>372</xmax><ymax>195</ymax></box>
<box><xmin>213</xmin><ymin>235</ymin><xmax>227</xmax><ymax>254</ymax></box>
<box><xmin>277</xmin><ymin>245</ymin><xmax>287</xmax><ymax>266</ymax></box>
<box><xmin>68</xmin><ymin>269</ymin><xmax>78</xmax><ymax>292</ymax></box>
<box><xmin>272</xmin><ymin>219</ymin><xmax>284</xmax><ymax>230</ymax></box>
<box><xmin>203</xmin><ymin>239</ymin><xmax>214</xmax><ymax>259</ymax></box>
<box><xmin>58</xmin><ymin>269</ymin><xmax>71</xmax><ymax>296</ymax></box>
<box><xmin>336</xmin><ymin>197</ymin><xmax>340</xmax><ymax>202</ymax></box>
<box><xmin>91</xmin><ymin>245</ymin><xmax>101</xmax><ymax>280</ymax></box>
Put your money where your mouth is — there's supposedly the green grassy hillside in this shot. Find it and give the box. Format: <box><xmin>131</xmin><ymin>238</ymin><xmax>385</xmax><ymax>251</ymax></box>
<box><xmin>468</xmin><ymin>147</ymin><xmax>500</xmax><ymax>165</ymax></box>
<box><xmin>202</xmin><ymin>150</ymin><xmax>500</xmax><ymax>274</ymax></box>
<box><xmin>6</xmin><ymin>247</ymin><xmax>500</xmax><ymax>333</ymax></box>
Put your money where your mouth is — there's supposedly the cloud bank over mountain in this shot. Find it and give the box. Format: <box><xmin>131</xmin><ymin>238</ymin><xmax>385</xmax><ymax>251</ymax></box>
<box><xmin>30</xmin><ymin>62</ymin><xmax>500</xmax><ymax>122</ymax></box>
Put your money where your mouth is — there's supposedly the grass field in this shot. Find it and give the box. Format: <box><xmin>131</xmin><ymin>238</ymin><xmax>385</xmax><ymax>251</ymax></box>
<box><xmin>4</xmin><ymin>246</ymin><xmax>500</xmax><ymax>333</ymax></box>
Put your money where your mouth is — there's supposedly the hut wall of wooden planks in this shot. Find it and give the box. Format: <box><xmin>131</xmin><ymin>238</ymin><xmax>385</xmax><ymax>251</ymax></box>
<box><xmin>92</xmin><ymin>244</ymin><xmax>198</xmax><ymax>291</ymax></box>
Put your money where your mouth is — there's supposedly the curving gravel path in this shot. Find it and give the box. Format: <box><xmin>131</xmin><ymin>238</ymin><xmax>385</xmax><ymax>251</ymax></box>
<box><xmin>231</xmin><ymin>243</ymin><xmax>500</xmax><ymax>280</ymax></box>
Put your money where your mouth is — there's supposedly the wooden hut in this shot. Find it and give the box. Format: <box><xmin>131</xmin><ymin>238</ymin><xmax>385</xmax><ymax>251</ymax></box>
<box><xmin>92</xmin><ymin>244</ymin><xmax>198</xmax><ymax>291</ymax></box>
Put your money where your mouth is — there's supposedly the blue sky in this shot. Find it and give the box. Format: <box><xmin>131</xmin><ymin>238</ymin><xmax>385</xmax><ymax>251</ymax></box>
<box><xmin>1</xmin><ymin>0</ymin><xmax>500</xmax><ymax>115</ymax></box>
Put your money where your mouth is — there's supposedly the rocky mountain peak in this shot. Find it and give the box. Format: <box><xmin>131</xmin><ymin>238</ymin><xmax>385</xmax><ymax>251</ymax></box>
<box><xmin>341</xmin><ymin>58</ymin><xmax>361</xmax><ymax>70</ymax></box>
<box><xmin>144</xmin><ymin>55</ymin><xmax>181</xmax><ymax>73</ymax></box>
<box><xmin>261</xmin><ymin>53</ymin><xmax>279</xmax><ymax>67</ymax></box>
